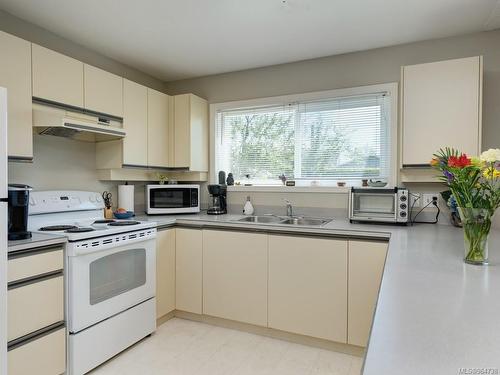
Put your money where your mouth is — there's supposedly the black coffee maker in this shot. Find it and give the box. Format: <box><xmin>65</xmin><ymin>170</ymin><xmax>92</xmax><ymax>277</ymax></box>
<box><xmin>207</xmin><ymin>184</ymin><xmax>227</xmax><ymax>215</ymax></box>
<box><xmin>8</xmin><ymin>184</ymin><xmax>32</xmax><ymax>240</ymax></box>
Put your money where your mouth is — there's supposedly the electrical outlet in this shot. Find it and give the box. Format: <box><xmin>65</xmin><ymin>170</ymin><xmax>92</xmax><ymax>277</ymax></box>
<box><xmin>422</xmin><ymin>193</ymin><xmax>439</xmax><ymax>207</ymax></box>
<box><xmin>409</xmin><ymin>193</ymin><xmax>421</xmax><ymax>208</ymax></box>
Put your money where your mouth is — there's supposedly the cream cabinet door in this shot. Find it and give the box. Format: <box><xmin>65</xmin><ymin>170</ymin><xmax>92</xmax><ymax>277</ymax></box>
<box><xmin>402</xmin><ymin>56</ymin><xmax>482</xmax><ymax>166</ymax></box>
<box><xmin>0</xmin><ymin>31</ymin><xmax>32</xmax><ymax>160</ymax></box>
<box><xmin>123</xmin><ymin>79</ymin><xmax>148</xmax><ymax>167</ymax></box>
<box><xmin>348</xmin><ymin>240</ymin><xmax>388</xmax><ymax>347</ymax></box>
<box><xmin>175</xmin><ymin>228</ymin><xmax>202</xmax><ymax>314</ymax></box>
<box><xmin>32</xmin><ymin>44</ymin><xmax>84</xmax><ymax>107</ymax></box>
<box><xmin>84</xmin><ymin>64</ymin><xmax>123</xmax><ymax>117</ymax></box>
<box><xmin>8</xmin><ymin>327</ymin><xmax>66</xmax><ymax>375</ymax></box>
<box><xmin>147</xmin><ymin>89</ymin><xmax>170</xmax><ymax>168</ymax></box>
<box><xmin>268</xmin><ymin>235</ymin><xmax>348</xmax><ymax>343</ymax></box>
<box><xmin>202</xmin><ymin>230</ymin><xmax>268</xmax><ymax>326</ymax></box>
<box><xmin>173</xmin><ymin>94</ymin><xmax>208</xmax><ymax>171</ymax></box>
<box><xmin>156</xmin><ymin>228</ymin><xmax>176</xmax><ymax>319</ymax></box>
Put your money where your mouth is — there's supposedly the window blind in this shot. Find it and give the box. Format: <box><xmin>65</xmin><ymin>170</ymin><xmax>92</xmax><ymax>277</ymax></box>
<box><xmin>215</xmin><ymin>92</ymin><xmax>391</xmax><ymax>184</ymax></box>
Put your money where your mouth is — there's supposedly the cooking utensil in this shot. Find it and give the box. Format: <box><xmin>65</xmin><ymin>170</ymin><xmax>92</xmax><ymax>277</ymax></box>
<box><xmin>102</xmin><ymin>191</ymin><xmax>112</xmax><ymax>208</ymax></box>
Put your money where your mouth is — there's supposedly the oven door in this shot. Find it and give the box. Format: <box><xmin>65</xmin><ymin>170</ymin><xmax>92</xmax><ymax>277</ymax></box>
<box><xmin>146</xmin><ymin>186</ymin><xmax>199</xmax><ymax>214</ymax></box>
<box><xmin>350</xmin><ymin>191</ymin><xmax>397</xmax><ymax>222</ymax></box>
<box><xmin>67</xmin><ymin>237</ymin><xmax>156</xmax><ymax>333</ymax></box>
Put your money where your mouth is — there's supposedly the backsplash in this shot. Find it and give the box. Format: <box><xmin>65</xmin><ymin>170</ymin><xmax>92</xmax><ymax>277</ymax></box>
<box><xmin>8</xmin><ymin>134</ymin><xmax>116</xmax><ymax>194</ymax></box>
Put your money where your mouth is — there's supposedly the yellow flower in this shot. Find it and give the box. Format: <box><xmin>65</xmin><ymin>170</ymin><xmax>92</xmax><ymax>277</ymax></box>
<box><xmin>471</xmin><ymin>157</ymin><xmax>484</xmax><ymax>167</ymax></box>
<box><xmin>483</xmin><ymin>167</ymin><xmax>500</xmax><ymax>179</ymax></box>
<box><xmin>430</xmin><ymin>158</ymin><xmax>439</xmax><ymax>166</ymax></box>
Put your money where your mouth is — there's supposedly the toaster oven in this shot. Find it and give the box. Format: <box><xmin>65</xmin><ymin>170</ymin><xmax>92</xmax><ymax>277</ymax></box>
<box><xmin>348</xmin><ymin>187</ymin><xmax>409</xmax><ymax>224</ymax></box>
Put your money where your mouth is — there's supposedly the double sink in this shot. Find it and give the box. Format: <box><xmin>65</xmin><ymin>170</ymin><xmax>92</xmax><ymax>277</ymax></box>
<box><xmin>236</xmin><ymin>215</ymin><xmax>331</xmax><ymax>227</ymax></box>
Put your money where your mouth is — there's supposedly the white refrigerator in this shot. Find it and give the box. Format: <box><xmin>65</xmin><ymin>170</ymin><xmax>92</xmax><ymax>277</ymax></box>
<box><xmin>0</xmin><ymin>87</ymin><xmax>8</xmax><ymax>375</ymax></box>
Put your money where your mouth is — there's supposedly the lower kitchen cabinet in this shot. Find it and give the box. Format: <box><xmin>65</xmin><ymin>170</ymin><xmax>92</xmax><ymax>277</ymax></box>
<box><xmin>8</xmin><ymin>327</ymin><xmax>66</xmax><ymax>375</ymax></box>
<box><xmin>156</xmin><ymin>228</ymin><xmax>176</xmax><ymax>319</ymax></box>
<box><xmin>202</xmin><ymin>230</ymin><xmax>268</xmax><ymax>326</ymax></box>
<box><xmin>268</xmin><ymin>235</ymin><xmax>348</xmax><ymax>342</ymax></box>
<box><xmin>348</xmin><ymin>240</ymin><xmax>388</xmax><ymax>347</ymax></box>
<box><xmin>175</xmin><ymin>228</ymin><xmax>203</xmax><ymax>314</ymax></box>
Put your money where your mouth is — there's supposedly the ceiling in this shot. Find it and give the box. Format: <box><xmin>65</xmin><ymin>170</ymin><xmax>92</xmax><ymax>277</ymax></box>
<box><xmin>1</xmin><ymin>0</ymin><xmax>499</xmax><ymax>82</ymax></box>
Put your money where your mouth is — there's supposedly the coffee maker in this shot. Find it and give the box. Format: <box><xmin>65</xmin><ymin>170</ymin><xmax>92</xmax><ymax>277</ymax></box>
<box><xmin>8</xmin><ymin>184</ymin><xmax>32</xmax><ymax>240</ymax></box>
<box><xmin>207</xmin><ymin>184</ymin><xmax>227</xmax><ymax>215</ymax></box>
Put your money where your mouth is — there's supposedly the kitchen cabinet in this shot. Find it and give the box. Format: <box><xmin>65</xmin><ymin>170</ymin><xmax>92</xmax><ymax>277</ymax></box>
<box><xmin>7</xmin><ymin>245</ymin><xmax>65</xmax><ymax>374</ymax></box>
<box><xmin>202</xmin><ymin>230</ymin><xmax>268</xmax><ymax>326</ymax></box>
<box><xmin>122</xmin><ymin>79</ymin><xmax>148</xmax><ymax>167</ymax></box>
<box><xmin>268</xmin><ymin>235</ymin><xmax>348</xmax><ymax>342</ymax></box>
<box><xmin>348</xmin><ymin>240</ymin><xmax>388</xmax><ymax>347</ymax></box>
<box><xmin>156</xmin><ymin>228</ymin><xmax>176</xmax><ymax>319</ymax></box>
<box><xmin>147</xmin><ymin>89</ymin><xmax>170</xmax><ymax>168</ymax></box>
<box><xmin>401</xmin><ymin>56</ymin><xmax>482</xmax><ymax>167</ymax></box>
<box><xmin>32</xmin><ymin>43</ymin><xmax>84</xmax><ymax>108</ymax></box>
<box><xmin>96</xmin><ymin>85</ymin><xmax>171</xmax><ymax>170</ymax></box>
<box><xmin>175</xmin><ymin>228</ymin><xmax>202</xmax><ymax>314</ymax></box>
<box><xmin>0</xmin><ymin>31</ymin><xmax>33</xmax><ymax>161</ymax></box>
<box><xmin>84</xmin><ymin>64</ymin><xmax>123</xmax><ymax>117</ymax></box>
<box><xmin>8</xmin><ymin>327</ymin><xmax>66</xmax><ymax>375</ymax></box>
<box><xmin>173</xmin><ymin>94</ymin><xmax>208</xmax><ymax>171</ymax></box>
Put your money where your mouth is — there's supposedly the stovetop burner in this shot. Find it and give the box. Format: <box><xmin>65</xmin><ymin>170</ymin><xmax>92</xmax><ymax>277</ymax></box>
<box><xmin>40</xmin><ymin>225</ymin><xmax>78</xmax><ymax>231</ymax></box>
<box><xmin>66</xmin><ymin>227</ymin><xmax>96</xmax><ymax>233</ymax></box>
<box><xmin>93</xmin><ymin>219</ymin><xmax>116</xmax><ymax>224</ymax></box>
<box><xmin>108</xmin><ymin>220</ymin><xmax>141</xmax><ymax>226</ymax></box>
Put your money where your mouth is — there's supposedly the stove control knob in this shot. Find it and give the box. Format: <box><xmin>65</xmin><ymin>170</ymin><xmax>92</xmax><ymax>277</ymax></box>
<box><xmin>29</xmin><ymin>196</ymin><xmax>36</xmax><ymax>206</ymax></box>
<box><xmin>400</xmin><ymin>195</ymin><xmax>407</xmax><ymax>202</ymax></box>
<box><xmin>89</xmin><ymin>195</ymin><xmax>96</xmax><ymax>203</ymax></box>
<box><xmin>96</xmin><ymin>195</ymin><xmax>103</xmax><ymax>203</ymax></box>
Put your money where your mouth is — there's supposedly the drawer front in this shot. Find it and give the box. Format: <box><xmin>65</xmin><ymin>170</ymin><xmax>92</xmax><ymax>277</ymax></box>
<box><xmin>8</xmin><ymin>275</ymin><xmax>64</xmax><ymax>341</ymax></box>
<box><xmin>8</xmin><ymin>327</ymin><xmax>66</xmax><ymax>375</ymax></box>
<box><xmin>8</xmin><ymin>247</ymin><xmax>63</xmax><ymax>283</ymax></box>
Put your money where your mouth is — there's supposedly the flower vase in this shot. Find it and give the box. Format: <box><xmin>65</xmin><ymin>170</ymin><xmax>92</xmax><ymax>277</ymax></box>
<box><xmin>458</xmin><ymin>207</ymin><xmax>493</xmax><ymax>265</ymax></box>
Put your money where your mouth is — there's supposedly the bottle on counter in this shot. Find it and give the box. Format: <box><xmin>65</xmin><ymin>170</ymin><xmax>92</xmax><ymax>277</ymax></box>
<box><xmin>243</xmin><ymin>196</ymin><xmax>254</xmax><ymax>215</ymax></box>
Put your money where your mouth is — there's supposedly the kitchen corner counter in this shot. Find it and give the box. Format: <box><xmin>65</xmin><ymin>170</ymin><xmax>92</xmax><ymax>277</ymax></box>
<box><xmin>8</xmin><ymin>232</ymin><xmax>67</xmax><ymax>253</ymax></box>
<box><xmin>137</xmin><ymin>212</ymin><xmax>500</xmax><ymax>374</ymax></box>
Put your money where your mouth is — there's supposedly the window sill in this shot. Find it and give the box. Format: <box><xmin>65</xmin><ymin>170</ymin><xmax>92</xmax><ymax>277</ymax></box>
<box><xmin>227</xmin><ymin>185</ymin><xmax>350</xmax><ymax>193</ymax></box>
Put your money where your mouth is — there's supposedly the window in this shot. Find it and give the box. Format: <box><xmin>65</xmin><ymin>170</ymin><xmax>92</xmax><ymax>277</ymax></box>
<box><xmin>214</xmin><ymin>85</ymin><xmax>395</xmax><ymax>186</ymax></box>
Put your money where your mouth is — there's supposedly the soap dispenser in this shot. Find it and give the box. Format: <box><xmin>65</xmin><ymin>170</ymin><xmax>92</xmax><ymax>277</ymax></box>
<box><xmin>243</xmin><ymin>196</ymin><xmax>254</xmax><ymax>215</ymax></box>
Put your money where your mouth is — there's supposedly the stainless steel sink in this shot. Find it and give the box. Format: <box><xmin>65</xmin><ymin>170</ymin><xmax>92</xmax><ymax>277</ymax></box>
<box><xmin>236</xmin><ymin>215</ymin><xmax>330</xmax><ymax>226</ymax></box>
<box><xmin>280</xmin><ymin>217</ymin><xmax>330</xmax><ymax>226</ymax></box>
<box><xmin>237</xmin><ymin>216</ymin><xmax>284</xmax><ymax>223</ymax></box>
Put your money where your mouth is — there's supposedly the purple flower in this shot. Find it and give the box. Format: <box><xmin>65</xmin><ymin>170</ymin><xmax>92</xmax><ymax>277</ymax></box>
<box><xmin>443</xmin><ymin>170</ymin><xmax>454</xmax><ymax>182</ymax></box>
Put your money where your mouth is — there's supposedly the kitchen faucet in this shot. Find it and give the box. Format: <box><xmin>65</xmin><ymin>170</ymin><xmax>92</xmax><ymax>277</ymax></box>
<box><xmin>285</xmin><ymin>199</ymin><xmax>293</xmax><ymax>217</ymax></box>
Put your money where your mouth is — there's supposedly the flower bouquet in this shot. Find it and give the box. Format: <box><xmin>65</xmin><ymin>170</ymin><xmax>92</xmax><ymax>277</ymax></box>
<box><xmin>431</xmin><ymin>148</ymin><xmax>500</xmax><ymax>265</ymax></box>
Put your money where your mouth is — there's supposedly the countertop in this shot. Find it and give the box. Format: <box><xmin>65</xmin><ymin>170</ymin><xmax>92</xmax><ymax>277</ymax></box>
<box><xmin>8</xmin><ymin>232</ymin><xmax>66</xmax><ymax>253</ymax></box>
<box><xmin>137</xmin><ymin>212</ymin><xmax>500</xmax><ymax>374</ymax></box>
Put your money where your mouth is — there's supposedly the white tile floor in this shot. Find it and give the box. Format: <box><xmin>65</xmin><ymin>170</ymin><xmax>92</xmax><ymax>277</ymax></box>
<box><xmin>90</xmin><ymin>318</ymin><xmax>363</xmax><ymax>375</ymax></box>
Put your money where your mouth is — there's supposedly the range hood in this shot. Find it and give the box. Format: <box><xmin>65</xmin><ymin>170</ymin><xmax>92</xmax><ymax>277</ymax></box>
<box><xmin>32</xmin><ymin>102</ymin><xmax>126</xmax><ymax>142</ymax></box>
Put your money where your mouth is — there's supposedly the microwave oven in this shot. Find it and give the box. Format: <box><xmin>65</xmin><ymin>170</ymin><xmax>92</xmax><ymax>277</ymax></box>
<box><xmin>348</xmin><ymin>187</ymin><xmax>409</xmax><ymax>224</ymax></box>
<box><xmin>146</xmin><ymin>184</ymin><xmax>200</xmax><ymax>215</ymax></box>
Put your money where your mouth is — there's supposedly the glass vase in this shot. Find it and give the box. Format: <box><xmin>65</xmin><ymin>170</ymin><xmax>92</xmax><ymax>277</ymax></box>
<box><xmin>458</xmin><ymin>207</ymin><xmax>493</xmax><ymax>265</ymax></box>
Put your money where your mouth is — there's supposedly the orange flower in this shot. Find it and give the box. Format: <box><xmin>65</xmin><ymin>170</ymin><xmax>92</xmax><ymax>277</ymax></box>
<box><xmin>430</xmin><ymin>158</ymin><xmax>439</xmax><ymax>166</ymax></box>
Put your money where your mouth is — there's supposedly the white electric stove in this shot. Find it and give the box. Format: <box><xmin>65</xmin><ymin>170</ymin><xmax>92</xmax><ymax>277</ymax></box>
<box><xmin>28</xmin><ymin>191</ymin><xmax>157</xmax><ymax>375</ymax></box>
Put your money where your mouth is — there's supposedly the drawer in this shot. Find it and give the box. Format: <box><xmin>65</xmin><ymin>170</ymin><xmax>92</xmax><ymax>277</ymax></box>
<box><xmin>8</xmin><ymin>246</ymin><xmax>63</xmax><ymax>283</ymax></box>
<box><xmin>8</xmin><ymin>275</ymin><xmax>64</xmax><ymax>342</ymax></box>
<box><xmin>8</xmin><ymin>327</ymin><xmax>66</xmax><ymax>375</ymax></box>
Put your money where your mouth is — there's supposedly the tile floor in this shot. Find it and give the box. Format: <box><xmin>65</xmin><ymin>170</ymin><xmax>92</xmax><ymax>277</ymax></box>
<box><xmin>90</xmin><ymin>318</ymin><xmax>363</xmax><ymax>375</ymax></box>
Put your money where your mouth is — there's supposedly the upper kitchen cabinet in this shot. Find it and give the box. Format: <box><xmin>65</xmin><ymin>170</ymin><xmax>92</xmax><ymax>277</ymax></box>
<box><xmin>84</xmin><ymin>64</ymin><xmax>123</xmax><ymax>117</ymax></box>
<box><xmin>401</xmin><ymin>56</ymin><xmax>482</xmax><ymax>168</ymax></box>
<box><xmin>122</xmin><ymin>79</ymin><xmax>148</xmax><ymax>167</ymax></box>
<box><xmin>173</xmin><ymin>94</ymin><xmax>208</xmax><ymax>171</ymax></box>
<box><xmin>0</xmin><ymin>31</ymin><xmax>33</xmax><ymax>161</ymax></box>
<box><xmin>32</xmin><ymin>44</ymin><xmax>84</xmax><ymax>108</ymax></box>
<box><xmin>147</xmin><ymin>89</ymin><xmax>170</xmax><ymax>168</ymax></box>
